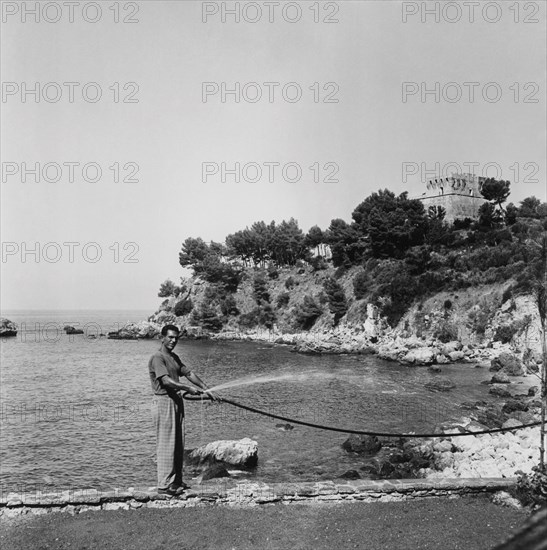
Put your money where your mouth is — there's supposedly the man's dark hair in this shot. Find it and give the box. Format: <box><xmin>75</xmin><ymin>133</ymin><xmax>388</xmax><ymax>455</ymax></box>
<box><xmin>161</xmin><ymin>324</ymin><xmax>180</xmax><ymax>336</ymax></box>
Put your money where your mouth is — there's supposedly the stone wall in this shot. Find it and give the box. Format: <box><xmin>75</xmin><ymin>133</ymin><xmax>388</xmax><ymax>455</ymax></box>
<box><xmin>0</xmin><ymin>478</ymin><xmax>516</xmax><ymax>519</ymax></box>
<box><xmin>420</xmin><ymin>193</ymin><xmax>488</xmax><ymax>222</ymax></box>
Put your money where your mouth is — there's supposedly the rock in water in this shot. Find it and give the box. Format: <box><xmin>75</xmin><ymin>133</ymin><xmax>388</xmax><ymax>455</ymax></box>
<box><xmin>0</xmin><ymin>318</ymin><xmax>17</xmax><ymax>337</ymax></box>
<box><xmin>424</xmin><ymin>379</ymin><xmax>456</xmax><ymax>392</ymax></box>
<box><xmin>64</xmin><ymin>326</ymin><xmax>84</xmax><ymax>335</ymax></box>
<box><xmin>275</xmin><ymin>423</ymin><xmax>294</xmax><ymax>431</ymax></box>
<box><xmin>490</xmin><ymin>353</ymin><xmax>525</xmax><ymax>376</ymax></box>
<box><xmin>108</xmin><ymin>321</ymin><xmax>160</xmax><ymax>340</ymax></box>
<box><xmin>187</xmin><ymin>438</ymin><xmax>258</xmax><ymax>467</ymax></box>
<box><xmin>489</xmin><ymin>385</ymin><xmax>512</xmax><ymax>398</ymax></box>
<box><xmin>491</xmin><ymin>372</ymin><xmax>510</xmax><ymax>384</ymax></box>
<box><xmin>342</xmin><ymin>434</ymin><xmax>381</xmax><ymax>455</ymax></box>
<box><xmin>502</xmin><ymin>400</ymin><xmax>528</xmax><ymax>414</ymax></box>
<box><xmin>400</xmin><ymin>347</ymin><xmax>436</xmax><ymax>365</ymax></box>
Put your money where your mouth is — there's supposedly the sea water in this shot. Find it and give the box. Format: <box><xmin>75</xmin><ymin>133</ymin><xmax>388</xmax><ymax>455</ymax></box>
<box><xmin>0</xmin><ymin>310</ymin><xmax>500</xmax><ymax>493</ymax></box>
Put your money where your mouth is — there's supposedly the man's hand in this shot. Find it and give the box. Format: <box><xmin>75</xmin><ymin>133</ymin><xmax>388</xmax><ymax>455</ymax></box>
<box><xmin>188</xmin><ymin>387</ymin><xmax>202</xmax><ymax>396</ymax></box>
<box><xmin>204</xmin><ymin>390</ymin><xmax>222</xmax><ymax>402</ymax></box>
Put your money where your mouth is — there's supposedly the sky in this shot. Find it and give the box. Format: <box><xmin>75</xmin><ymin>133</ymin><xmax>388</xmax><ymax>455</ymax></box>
<box><xmin>1</xmin><ymin>0</ymin><xmax>546</xmax><ymax>311</ymax></box>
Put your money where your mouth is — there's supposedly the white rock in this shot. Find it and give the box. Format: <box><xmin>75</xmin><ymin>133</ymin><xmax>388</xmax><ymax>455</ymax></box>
<box><xmin>188</xmin><ymin>438</ymin><xmax>258</xmax><ymax>467</ymax></box>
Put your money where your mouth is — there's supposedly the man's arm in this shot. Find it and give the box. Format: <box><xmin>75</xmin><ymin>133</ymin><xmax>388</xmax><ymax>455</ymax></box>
<box><xmin>159</xmin><ymin>375</ymin><xmax>202</xmax><ymax>395</ymax></box>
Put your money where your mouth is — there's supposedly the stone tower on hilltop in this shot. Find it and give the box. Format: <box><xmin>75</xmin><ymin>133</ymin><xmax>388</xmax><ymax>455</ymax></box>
<box><xmin>419</xmin><ymin>173</ymin><xmax>488</xmax><ymax>222</ymax></box>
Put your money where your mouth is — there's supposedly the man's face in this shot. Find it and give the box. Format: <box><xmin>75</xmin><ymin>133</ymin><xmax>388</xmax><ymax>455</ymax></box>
<box><xmin>162</xmin><ymin>330</ymin><xmax>179</xmax><ymax>351</ymax></box>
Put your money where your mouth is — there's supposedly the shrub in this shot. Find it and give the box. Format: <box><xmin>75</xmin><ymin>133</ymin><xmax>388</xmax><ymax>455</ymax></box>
<box><xmin>323</xmin><ymin>277</ymin><xmax>348</xmax><ymax>325</ymax></box>
<box><xmin>452</xmin><ymin>218</ymin><xmax>473</xmax><ymax>230</ymax></box>
<box><xmin>276</xmin><ymin>292</ymin><xmax>290</xmax><ymax>308</ymax></box>
<box><xmin>238</xmin><ymin>309</ymin><xmax>260</xmax><ymax>328</ymax></box>
<box><xmin>199</xmin><ymin>303</ymin><xmax>223</xmax><ymax>332</ymax></box>
<box><xmin>293</xmin><ymin>295</ymin><xmax>323</xmax><ymax>330</ymax></box>
<box><xmin>238</xmin><ymin>306</ymin><xmax>275</xmax><ymax>329</ymax></box>
<box><xmin>309</xmin><ymin>256</ymin><xmax>328</xmax><ymax>271</ymax></box>
<box><xmin>493</xmin><ymin>324</ymin><xmax>517</xmax><ymax>344</ymax></box>
<box><xmin>267</xmin><ymin>263</ymin><xmax>279</xmax><ymax>279</ymax></box>
<box><xmin>404</xmin><ymin>246</ymin><xmax>431</xmax><ymax>275</ymax></box>
<box><xmin>434</xmin><ymin>322</ymin><xmax>458</xmax><ymax>343</ymax></box>
<box><xmin>174</xmin><ymin>298</ymin><xmax>193</xmax><ymax>316</ymax></box>
<box><xmin>253</xmin><ymin>272</ymin><xmax>270</xmax><ymax>304</ymax></box>
<box><xmin>443</xmin><ymin>299</ymin><xmax>452</xmax><ymax>310</ymax></box>
<box><xmin>220</xmin><ymin>294</ymin><xmax>239</xmax><ymax>316</ymax></box>
<box><xmin>516</xmin><ymin>466</ymin><xmax>547</xmax><ymax>507</ymax></box>
<box><xmin>285</xmin><ymin>276</ymin><xmax>296</xmax><ymax>289</ymax></box>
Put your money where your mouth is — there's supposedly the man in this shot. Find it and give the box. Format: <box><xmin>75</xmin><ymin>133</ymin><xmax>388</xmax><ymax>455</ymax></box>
<box><xmin>149</xmin><ymin>324</ymin><xmax>219</xmax><ymax>495</ymax></box>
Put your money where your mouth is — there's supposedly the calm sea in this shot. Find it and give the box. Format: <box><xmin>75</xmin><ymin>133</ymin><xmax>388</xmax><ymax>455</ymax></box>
<box><xmin>1</xmin><ymin>310</ymin><xmax>501</xmax><ymax>493</ymax></box>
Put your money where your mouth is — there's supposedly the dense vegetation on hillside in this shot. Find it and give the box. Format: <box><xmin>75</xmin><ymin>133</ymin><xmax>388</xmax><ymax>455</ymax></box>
<box><xmin>158</xmin><ymin>181</ymin><xmax>547</xmax><ymax>332</ymax></box>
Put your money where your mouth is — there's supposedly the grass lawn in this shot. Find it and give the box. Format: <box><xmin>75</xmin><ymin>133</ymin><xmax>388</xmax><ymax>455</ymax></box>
<box><xmin>0</xmin><ymin>496</ymin><xmax>529</xmax><ymax>550</ymax></box>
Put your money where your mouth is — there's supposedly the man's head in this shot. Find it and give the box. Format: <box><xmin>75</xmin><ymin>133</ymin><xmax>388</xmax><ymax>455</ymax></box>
<box><xmin>161</xmin><ymin>324</ymin><xmax>180</xmax><ymax>351</ymax></box>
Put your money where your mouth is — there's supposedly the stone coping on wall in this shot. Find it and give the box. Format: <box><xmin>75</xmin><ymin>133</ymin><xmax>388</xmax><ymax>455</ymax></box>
<box><xmin>0</xmin><ymin>478</ymin><xmax>517</xmax><ymax>518</ymax></box>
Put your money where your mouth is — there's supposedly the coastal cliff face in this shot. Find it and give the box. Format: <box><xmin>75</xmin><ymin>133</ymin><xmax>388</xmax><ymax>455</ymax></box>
<box><xmin>149</xmin><ymin>264</ymin><xmax>543</xmax><ymax>359</ymax></box>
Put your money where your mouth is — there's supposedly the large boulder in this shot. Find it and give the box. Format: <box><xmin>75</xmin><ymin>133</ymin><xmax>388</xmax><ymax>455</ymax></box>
<box><xmin>502</xmin><ymin>400</ymin><xmax>529</xmax><ymax>414</ymax></box>
<box><xmin>491</xmin><ymin>372</ymin><xmax>510</xmax><ymax>384</ymax></box>
<box><xmin>342</xmin><ymin>434</ymin><xmax>382</xmax><ymax>455</ymax></box>
<box><xmin>489</xmin><ymin>385</ymin><xmax>512</xmax><ymax>398</ymax></box>
<box><xmin>377</xmin><ymin>346</ymin><xmax>405</xmax><ymax>362</ymax></box>
<box><xmin>400</xmin><ymin>347</ymin><xmax>436</xmax><ymax>365</ymax></box>
<box><xmin>490</xmin><ymin>353</ymin><xmax>525</xmax><ymax>376</ymax></box>
<box><xmin>0</xmin><ymin>318</ymin><xmax>17</xmax><ymax>337</ymax></box>
<box><xmin>108</xmin><ymin>321</ymin><xmax>160</xmax><ymax>340</ymax></box>
<box><xmin>64</xmin><ymin>325</ymin><xmax>84</xmax><ymax>335</ymax></box>
<box><xmin>440</xmin><ymin>341</ymin><xmax>462</xmax><ymax>355</ymax></box>
<box><xmin>448</xmin><ymin>351</ymin><xmax>465</xmax><ymax>362</ymax></box>
<box><xmin>187</xmin><ymin>438</ymin><xmax>258</xmax><ymax>468</ymax></box>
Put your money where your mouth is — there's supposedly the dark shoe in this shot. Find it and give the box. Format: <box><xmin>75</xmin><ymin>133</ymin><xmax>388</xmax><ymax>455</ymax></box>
<box><xmin>169</xmin><ymin>483</ymin><xmax>186</xmax><ymax>495</ymax></box>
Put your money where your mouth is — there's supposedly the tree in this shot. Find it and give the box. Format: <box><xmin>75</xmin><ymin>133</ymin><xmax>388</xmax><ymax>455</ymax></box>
<box><xmin>179</xmin><ymin>238</ymin><xmax>211</xmax><ymax>269</ymax></box>
<box><xmin>478</xmin><ymin>202</ymin><xmax>503</xmax><ymax>228</ymax></box>
<box><xmin>480</xmin><ymin>178</ymin><xmax>511</xmax><ymax>211</ymax></box>
<box><xmin>519</xmin><ymin>196</ymin><xmax>543</xmax><ymax>218</ymax></box>
<box><xmin>158</xmin><ymin>279</ymin><xmax>179</xmax><ymax>298</ymax></box>
<box><xmin>305</xmin><ymin>225</ymin><xmax>325</xmax><ymax>256</ymax></box>
<box><xmin>352</xmin><ymin>190</ymin><xmax>428</xmax><ymax>258</ymax></box>
<box><xmin>505</xmin><ymin>203</ymin><xmax>519</xmax><ymax>225</ymax></box>
<box><xmin>325</xmin><ymin>218</ymin><xmax>365</xmax><ymax>267</ymax></box>
<box><xmin>323</xmin><ymin>277</ymin><xmax>348</xmax><ymax>325</ymax></box>
<box><xmin>293</xmin><ymin>295</ymin><xmax>323</xmax><ymax>330</ymax></box>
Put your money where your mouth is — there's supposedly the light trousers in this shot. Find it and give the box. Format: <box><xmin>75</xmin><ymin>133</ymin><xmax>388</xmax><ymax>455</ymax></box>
<box><xmin>152</xmin><ymin>394</ymin><xmax>185</xmax><ymax>489</ymax></box>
